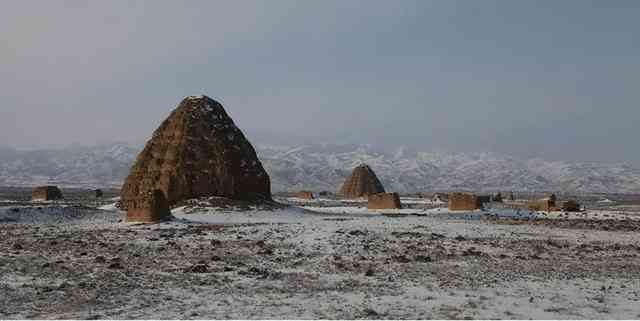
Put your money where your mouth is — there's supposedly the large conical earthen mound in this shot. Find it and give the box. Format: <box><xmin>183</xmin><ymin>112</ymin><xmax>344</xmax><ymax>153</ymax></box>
<box><xmin>338</xmin><ymin>164</ymin><xmax>385</xmax><ymax>198</ymax></box>
<box><xmin>121</xmin><ymin>95</ymin><xmax>271</xmax><ymax>208</ymax></box>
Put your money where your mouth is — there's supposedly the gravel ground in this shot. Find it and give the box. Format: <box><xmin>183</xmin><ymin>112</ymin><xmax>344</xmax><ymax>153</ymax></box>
<box><xmin>1</xmin><ymin>201</ymin><xmax>640</xmax><ymax>319</ymax></box>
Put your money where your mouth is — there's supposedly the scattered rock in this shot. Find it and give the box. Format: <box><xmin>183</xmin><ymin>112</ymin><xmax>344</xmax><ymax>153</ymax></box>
<box><xmin>415</xmin><ymin>255</ymin><xmax>432</xmax><ymax>262</ymax></box>
<box><xmin>348</xmin><ymin>230</ymin><xmax>367</xmax><ymax>236</ymax></box>
<box><xmin>430</xmin><ymin>233</ymin><xmax>446</xmax><ymax>240</ymax></box>
<box><xmin>462</xmin><ymin>247</ymin><xmax>483</xmax><ymax>257</ymax></box>
<box><xmin>393</xmin><ymin>255</ymin><xmax>412</xmax><ymax>263</ymax></box>
<box><xmin>392</xmin><ymin>231</ymin><xmax>424</xmax><ymax>238</ymax></box>
<box><xmin>185</xmin><ymin>263</ymin><xmax>209</xmax><ymax>273</ymax></box>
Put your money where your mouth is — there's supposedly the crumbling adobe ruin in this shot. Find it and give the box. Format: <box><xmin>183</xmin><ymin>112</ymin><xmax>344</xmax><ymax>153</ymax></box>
<box><xmin>448</xmin><ymin>192</ymin><xmax>481</xmax><ymax>211</ymax></box>
<box><xmin>339</xmin><ymin>164</ymin><xmax>385</xmax><ymax>199</ymax></box>
<box><xmin>31</xmin><ymin>186</ymin><xmax>63</xmax><ymax>201</ymax></box>
<box><xmin>125</xmin><ymin>189</ymin><xmax>170</xmax><ymax>223</ymax></box>
<box><xmin>561</xmin><ymin>200</ymin><xmax>581</xmax><ymax>212</ymax></box>
<box><xmin>120</xmin><ymin>95</ymin><xmax>271</xmax><ymax>208</ymax></box>
<box><xmin>367</xmin><ymin>192</ymin><xmax>402</xmax><ymax>210</ymax></box>
<box><xmin>527</xmin><ymin>193</ymin><xmax>557</xmax><ymax>212</ymax></box>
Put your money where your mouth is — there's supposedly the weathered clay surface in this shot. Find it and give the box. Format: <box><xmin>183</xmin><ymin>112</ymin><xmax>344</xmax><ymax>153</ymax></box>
<box><xmin>125</xmin><ymin>189</ymin><xmax>170</xmax><ymax>223</ymax></box>
<box><xmin>338</xmin><ymin>164</ymin><xmax>385</xmax><ymax>198</ymax></box>
<box><xmin>367</xmin><ymin>192</ymin><xmax>402</xmax><ymax>209</ymax></box>
<box><xmin>448</xmin><ymin>192</ymin><xmax>481</xmax><ymax>211</ymax></box>
<box><xmin>121</xmin><ymin>95</ymin><xmax>271</xmax><ymax>207</ymax></box>
<box><xmin>31</xmin><ymin>186</ymin><xmax>63</xmax><ymax>201</ymax></box>
<box><xmin>528</xmin><ymin>194</ymin><xmax>557</xmax><ymax>212</ymax></box>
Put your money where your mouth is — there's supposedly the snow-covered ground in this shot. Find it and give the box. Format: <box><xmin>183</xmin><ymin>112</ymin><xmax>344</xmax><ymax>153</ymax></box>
<box><xmin>2</xmin><ymin>199</ymin><xmax>640</xmax><ymax>319</ymax></box>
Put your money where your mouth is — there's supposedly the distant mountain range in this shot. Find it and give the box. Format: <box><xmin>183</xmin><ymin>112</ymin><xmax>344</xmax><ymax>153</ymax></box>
<box><xmin>1</xmin><ymin>142</ymin><xmax>639</xmax><ymax>194</ymax></box>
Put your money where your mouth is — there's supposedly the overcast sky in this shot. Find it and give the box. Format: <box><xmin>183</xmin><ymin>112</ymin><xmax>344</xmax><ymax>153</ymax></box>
<box><xmin>1</xmin><ymin>0</ymin><xmax>639</xmax><ymax>163</ymax></box>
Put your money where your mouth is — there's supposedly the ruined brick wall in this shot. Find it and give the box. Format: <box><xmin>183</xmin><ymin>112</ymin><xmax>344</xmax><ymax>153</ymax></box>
<box><xmin>295</xmin><ymin>191</ymin><xmax>314</xmax><ymax>199</ymax></box>
<box><xmin>448</xmin><ymin>192</ymin><xmax>481</xmax><ymax>211</ymax></box>
<box><xmin>31</xmin><ymin>186</ymin><xmax>63</xmax><ymax>201</ymax></box>
<box><xmin>367</xmin><ymin>192</ymin><xmax>402</xmax><ymax>210</ymax></box>
<box><xmin>125</xmin><ymin>190</ymin><xmax>170</xmax><ymax>223</ymax></box>
<box><xmin>527</xmin><ymin>198</ymin><xmax>555</xmax><ymax>211</ymax></box>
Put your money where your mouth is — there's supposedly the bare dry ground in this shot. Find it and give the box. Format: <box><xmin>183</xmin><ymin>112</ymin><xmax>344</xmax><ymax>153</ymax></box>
<box><xmin>1</xmin><ymin>197</ymin><xmax>640</xmax><ymax>319</ymax></box>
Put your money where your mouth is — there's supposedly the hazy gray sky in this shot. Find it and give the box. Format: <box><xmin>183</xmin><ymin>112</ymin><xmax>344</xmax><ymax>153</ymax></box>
<box><xmin>1</xmin><ymin>0</ymin><xmax>639</xmax><ymax>163</ymax></box>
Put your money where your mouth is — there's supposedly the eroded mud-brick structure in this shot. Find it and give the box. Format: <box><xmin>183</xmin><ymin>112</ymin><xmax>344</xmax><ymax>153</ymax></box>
<box><xmin>561</xmin><ymin>200</ymin><xmax>581</xmax><ymax>212</ymax></box>
<box><xmin>448</xmin><ymin>192</ymin><xmax>481</xmax><ymax>211</ymax></box>
<box><xmin>367</xmin><ymin>192</ymin><xmax>402</xmax><ymax>210</ymax></box>
<box><xmin>31</xmin><ymin>186</ymin><xmax>63</xmax><ymax>201</ymax></box>
<box><xmin>125</xmin><ymin>189</ymin><xmax>170</xmax><ymax>223</ymax></box>
<box><xmin>120</xmin><ymin>95</ymin><xmax>271</xmax><ymax>208</ymax></box>
<box><xmin>527</xmin><ymin>194</ymin><xmax>557</xmax><ymax>212</ymax></box>
<box><xmin>339</xmin><ymin>164</ymin><xmax>385</xmax><ymax>198</ymax></box>
<box><xmin>295</xmin><ymin>191</ymin><xmax>314</xmax><ymax>199</ymax></box>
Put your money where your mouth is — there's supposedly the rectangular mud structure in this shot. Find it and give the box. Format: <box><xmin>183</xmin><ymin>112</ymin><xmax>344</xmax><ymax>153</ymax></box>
<box><xmin>125</xmin><ymin>189</ymin><xmax>170</xmax><ymax>223</ymax></box>
<box><xmin>527</xmin><ymin>197</ymin><xmax>556</xmax><ymax>211</ymax></box>
<box><xmin>295</xmin><ymin>191</ymin><xmax>314</xmax><ymax>199</ymax></box>
<box><xmin>561</xmin><ymin>200</ymin><xmax>581</xmax><ymax>212</ymax></box>
<box><xmin>368</xmin><ymin>192</ymin><xmax>402</xmax><ymax>209</ymax></box>
<box><xmin>448</xmin><ymin>192</ymin><xmax>481</xmax><ymax>211</ymax></box>
<box><xmin>31</xmin><ymin>186</ymin><xmax>63</xmax><ymax>201</ymax></box>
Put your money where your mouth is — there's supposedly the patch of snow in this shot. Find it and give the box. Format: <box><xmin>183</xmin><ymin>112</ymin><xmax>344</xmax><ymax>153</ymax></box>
<box><xmin>98</xmin><ymin>202</ymin><xmax>119</xmax><ymax>211</ymax></box>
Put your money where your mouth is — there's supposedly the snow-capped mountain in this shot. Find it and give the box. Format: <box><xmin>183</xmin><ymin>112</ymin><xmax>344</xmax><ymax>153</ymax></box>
<box><xmin>0</xmin><ymin>142</ymin><xmax>639</xmax><ymax>194</ymax></box>
<box><xmin>0</xmin><ymin>143</ymin><xmax>138</xmax><ymax>188</ymax></box>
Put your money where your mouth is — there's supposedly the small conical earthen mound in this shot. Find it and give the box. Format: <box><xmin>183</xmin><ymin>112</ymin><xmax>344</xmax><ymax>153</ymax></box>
<box><xmin>121</xmin><ymin>95</ymin><xmax>271</xmax><ymax>208</ymax></box>
<box><xmin>338</xmin><ymin>164</ymin><xmax>385</xmax><ymax>198</ymax></box>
